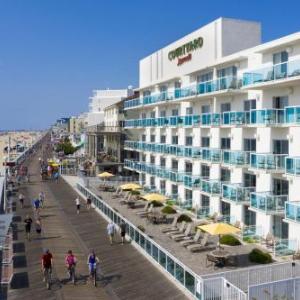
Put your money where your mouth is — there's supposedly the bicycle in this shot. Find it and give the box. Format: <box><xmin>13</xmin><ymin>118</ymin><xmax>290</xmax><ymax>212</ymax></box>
<box><xmin>43</xmin><ymin>267</ymin><xmax>52</xmax><ymax>290</ymax></box>
<box><xmin>89</xmin><ymin>263</ymin><xmax>97</xmax><ymax>287</ymax></box>
<box><xmin>67</xmin><ymin>265</ymin><xmax>76</xmax><ymax>285</ymax></box>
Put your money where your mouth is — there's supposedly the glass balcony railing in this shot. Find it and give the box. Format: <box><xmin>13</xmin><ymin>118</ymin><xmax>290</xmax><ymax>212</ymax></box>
<box><xmin>250</xmin><ymin>109</ymin><xmax>284</xmax><ymax>125</ymax></box>
<box><xmin>243</xmin><ymin>59</ymin><xmax>300</xmax><ymax>86</ymax></box>
<box><xmin>183</xmin><ymin>175</ymin><xmax>201</xmax><ymax>188</ymax></box>
<box><xmin>250</xmin><ymin>192</ymin><xmax>288</xmax><ymax>214</ymax></box>
<box><xmin>285</xmin><ymin>201</ymin><xmax>300</xmax><ymax>223</ymax></box>
<box><xmin>201</xmin><ymin>179</ymin><xmax>223</xmax><ymax>195</ymax></box>
<box><xmin>285</xmin><ymin>106</ymin><xmax>300</xmax><ymax>124</ymax></box>
<box><xmin>201</xmin><ymin>148</ymin><xmax>222</xmax><ymax>163</ymax></box>
<box><xmin>198</xmin><ymin>76</ymin><xmax>240</xmax><ymax>94</ymax></box>
<box><xmin>201</xmin><ymin>113</ymin><xmax>221</xmax><ymax>126</ymax></box>
<box><xmin>176</xmin><ymin>199</ymin><xmax>193</xmax><ymax>210</ymax></box>
<box><xmin>285</xmin><ymin>157</ymin><xmax>300</xmax><ymax>176</ymax></box>
<box><xmin>174</xmin><ymin>85</ymin><xmax>197</xmax><ymax>99</ymax></box>
<box><xmin>250</xmin><ymin>153</ymin><xmax>287</xmax><ymax>171</ymax></box>
<box><xmin>222</xmin><ymin>111</ymin><xmax>250</xmax><ymax>126</ymax></box>
<box><xmin>222</xmin><ymin>184</ymin><xmax>255</xmax><ymax>203</ymax></box>
<box><xmin>223</xmin><ymin>150</ymin><xmax>250</xmax><ymax>166</ymax></box>
<box><xmin>196</xmin><ymin>206</ymin><xmax>211</xmax><ymax>219</ymax></box>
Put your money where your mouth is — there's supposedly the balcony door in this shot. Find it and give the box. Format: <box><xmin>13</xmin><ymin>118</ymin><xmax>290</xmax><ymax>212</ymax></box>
<box><xmin>273</xmin><ymin>215</ymin><xmax>288</xmax><ymax>239</ymax></box>
<box><xmin>272</xmin><ymin>178</ymin><xmax>288</xmax><ymax>195</ymax></box>
<box><xmin>273</xmin><ymin>139</ymin><xmax>288</xmax><ymax>154</ymax></box>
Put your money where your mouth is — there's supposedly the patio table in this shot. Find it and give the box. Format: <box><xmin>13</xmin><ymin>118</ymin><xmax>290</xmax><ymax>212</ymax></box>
<box><xmin>210</xmin><ymin>249</ymin><xmax>230</xmax><ymax>267</ymax></box>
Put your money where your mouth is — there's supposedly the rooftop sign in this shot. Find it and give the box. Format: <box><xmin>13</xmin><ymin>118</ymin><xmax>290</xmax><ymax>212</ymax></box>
<box><xmin>168</xmin><ymin>37</ymin><xmax>203</xmax><ymax>65</ymax></box>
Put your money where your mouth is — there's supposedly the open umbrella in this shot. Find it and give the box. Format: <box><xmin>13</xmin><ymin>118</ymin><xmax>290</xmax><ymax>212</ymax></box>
<box><xmin>120</xmin><ymin>183</ymin><xmax>142</xmax><ymax>191</ymax></box>
<box><xmin>97</xmin><ymin>172</ymin><xmax>114</xmax><ymax>178</ymax></box>
<box><xmin>142</xmin><ymin>193</ymin><xmax>169</xmax><ymax>202</ymax></box>
<box><xmin>198</xmin><ymin>222</ymin><xmax>240</xmax><ymax>248</ymax></box>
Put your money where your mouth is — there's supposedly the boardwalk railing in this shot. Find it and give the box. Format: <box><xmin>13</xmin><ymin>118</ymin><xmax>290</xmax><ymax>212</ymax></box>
<box><xmin>76</xmin><ymin>183</ymin><xmax>248</xmax><ymax>300</ymax></box>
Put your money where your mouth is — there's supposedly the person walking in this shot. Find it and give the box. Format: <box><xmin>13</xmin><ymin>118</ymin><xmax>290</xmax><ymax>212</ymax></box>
<box><xmin>65</xmin><ymin>250</ymin><xmax>77</xmax><ymax>283</ymax></box>
<box><xmin>24</xmin><ymin>215</ymin><xmax>33</xmax><ymax>241</ymax></box>
<box><xmin>41</xmin><ymin>249</ymin><xmax>53</xmax><ymax>289</ymax></box>
<box><xmin>86</xmin><ymin>197</ymin><xmax>92</xmax><ymax>210</ymax></box>
<box><xmin>119</xmin><ymin>221</ymin><xmax>126</xmax><ymax>245</ymax></box>
<box><xmin>39</xmin><ymin>191</ymin><xmax>45</xmax><ymax>208</ymax></box>
<box><xmin>75</xmin><ymin>197</ymin><xmax>80</xmax><ymax>214</ymax></box>
<box><xmin>18</xmin><ymin>192</ymin><xmax>25</xmax><ymax>208</ymax></box>
<box><xmin>35</xmin><ymin>217</ymin><xmax>42</xmax><ymax>237</ymax></box>
<box><xmin>107</xmin><ymin>222</ymin><xmax>116</xmax><ymax>245</ymax></box>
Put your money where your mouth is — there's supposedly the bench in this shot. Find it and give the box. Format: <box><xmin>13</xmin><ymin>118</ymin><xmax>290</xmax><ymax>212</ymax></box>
<box><xmin>1</xmin><ymin>262</ymin><xmax>13</xmax><ymax>285</ymax></box>
<box><xmin>2</xmin><ymin>246</ymin><xmax>13</xmax><ymax>264</ymax></box>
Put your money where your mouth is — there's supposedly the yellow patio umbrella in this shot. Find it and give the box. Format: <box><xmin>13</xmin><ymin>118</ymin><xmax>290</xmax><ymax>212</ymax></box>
<box><xmin>51</xmin><ymin>163</ymin><xmax>60</xmax><ymax>167</ymax></box>
<box><xmin>97</xmin><ymin>172</ymin><xmax>114</xmax><ymax>178</ymax></box>
<box><xmin>142</xmin><ymin>193</ymin><xmax>169</xmax><ymax>202</ymax></box>
<box><xmin>198</xmin><ymin>222</ymin><xmax>240</xmax><ymax>248</ymax></box>
<box><xmin>120</xmin><ymin>183</ymin><xmax>142</xmax><ymax>191</ymax></box>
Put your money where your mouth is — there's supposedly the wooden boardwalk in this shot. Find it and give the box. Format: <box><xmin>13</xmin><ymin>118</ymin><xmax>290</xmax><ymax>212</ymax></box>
<box><xmin>5</xmin><ymin>150</ymin><xmax>188</xmax><ymax>300</ymax></box>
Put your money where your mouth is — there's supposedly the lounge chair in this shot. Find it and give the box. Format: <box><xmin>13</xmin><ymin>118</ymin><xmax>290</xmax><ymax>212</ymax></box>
<box><xmin>161</xmin><ymin>216</ymin><xmax>179</xmax><ymax>233</ymax></box>
<box><xmin>187</xmin><ymin>234</ymin><xmax>213</xmax><ymax>252</ymax></box>
<box><xmin>206</xmin><ymin>253</ymin><xmax>219</xmax><ymax>268</ymax></box>
<box><xmin>138</xmin><ymin>204</ymin><xmax>153</xmax><ymax>218</ymax></box>
<box><xmin>166</xmin><ymin>221</ymin><xmax>186</xmax><ymax>236</ymax></box>
<box><xmin>170</xmin><ymin>223</ymin><xmax>193</xmax><ymax>241</ymax></box>
<box><xmin>136</xmin><ymin>202</ymin><xmax>149</xmax><ymax>215</ymax></box>
<box><xmin>180</xmin><ymin>230</ymin><xmax>202</xmax><ymax>247</ymax></box>
<box><xmin>263</xmin><ymin>232</ymin><xmax>275</xmax><ymax>247</ymax></box>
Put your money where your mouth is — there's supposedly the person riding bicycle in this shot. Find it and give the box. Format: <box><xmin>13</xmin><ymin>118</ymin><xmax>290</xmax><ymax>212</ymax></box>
<box><xmin>65</xmin><ymin>250</ymin><xmax>77</xmax><ymax>280</ymax></box>
<box><xmin>42</xmin><ymin>249</ymin><xmax>53</xmax><ymax>287</ymax></box>
<box><xmin>87</xmin><ymin>250</ymin><xmax>99</xmax><ymax>278</ymax></box>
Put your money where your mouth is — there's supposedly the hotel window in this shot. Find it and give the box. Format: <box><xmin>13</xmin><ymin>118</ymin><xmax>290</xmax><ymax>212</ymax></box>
<box><xmin>201</xmin><ymin>194</ymin><xmax>210</xmax><ymax>207</ymax></box>
<box><xmin>201</xmin><ymin>137</ymin><xmax>210</xmax><ymax>147</ymax></box>
<box><xmin>273</xmin><ymin>51</ymin><xmax>288</xmax><ymax>79</ymax></box>
<box><xmin>221</xmin><ymin>168</ymin><xmax>231</xmax><ymax>182</ymax></box>
<box><xmin>150</xmin><ymin>111</ymin><xmax>156</xmax><ymax>118</ymax></box>
<box><xmin>197</xmin><ymin>72</ymin><xmax>213</xmax><ymax>83</ymax></box>
<box><xmin>141</xmin><ymin>112</ymin><xmax>146</xmax><ymax>119</ymax></box>
<box><xmin>172</xmin><ymin>135</ymin><xmax>178</xmax><ymax>145</ymax></box>
<box><xmin>201</xmin><ymin>164</ymin><xmax>210</xmax><ymax>178</ymax></box>
<box><xmin>150</xmin><ymin>135</ymin><xmax>155</xmax><ymax>143</ymax></box>
<box><xmin>221</xmin><ymin>103</ymin><xmax>231</xmax><ymax>113</ymax></box>
<box><xmin>150</xmin><ymin>176</ymin><xmax>155</xmax><ymax>188</ymax></box>
<box><xmin>150</xmin><ymin>155</ymin><xmax>155</xmax><ymax>164</ymax></box>
<box><xmin>160</xmin><ymin>110</ymin><xmax>166</xmax><ymax>117</ymax></box>
<box><xmin>186</xmin><ymin>107</ymin><xmax>193</xmax><ymax>115</ymax></box>
<box><xmin>185</xmin><ymin>189</ymin><xmax>193</xmax><ymax>200</ymax></box>
<box><xmin>172</xmin><ymin>109</ymin><xmax>179</xmax><ymax>116</ymax></box>
<box><xmin>160</xmin><ymin>157</ymin><xmax>166</xmax><ymax>167</ymax></box>
<box><xmin>273</xmin><ymin>96</ymin><xmax>288</xmax><ymax>109</ymax></box>
<box><xmin>160</xmin><ymin>180</ymin><xmax>166</xmax><ymax>191</ymax></box>
<box><xmin>143</xmin><ymin>90</ymin><xmax>151</xmax><ymax>97</ymax></box>
<box><xmin>175</xmin><ymin>81</ymin><xmax>181</xmax><ymax>89</ymax></box>
<box><xmin>141</xmin><ymin>173</ymin><xmax>146</xmax><ymax>184</ymax></box>
<box><xmin>217</xmin><ymin>66</ymin><xmax>237</xmax><ymax>78</ymax></box>
<box><xmin>160</xmin><ymin>135</ymin><xmax>166</xmax><ymax>143</ymax></box>
<box><xmin>171</xmin><ymin>160</ymin><xmax>178</xmax><ymax>171</ymax></box>
<box><xmin>172</xmin><ymin>185</ymin><xmax>178</xmax><ymax>197</ymax></box>
<box><xmin>185</xmin><ymin>162</ymin><xmax>193</xmax><ymax>173</ymax></box>
<box><xmin>142</xmin><ymin>134</ymin><xmax>146</xmax><ymax>142</ymax></box>
<box><xmin>243</xmin><ymin>173</ymin><xmax>256</xmax><ymax>187</ymax></box>
<box><xmin>244</xmin><ymin>139</ymin><xmax>256</xmax><ymax>152</ymax></box>
<box><xmin>201</xmin><ymin>105</ymin><xmax>210</xmax><ymax>114</ymax></box>
<box><xmin>221</xmin><ymin>138</ymin><xmax>231</xmax><ymax>150</ymax></box>
<box><xmin>273</xmin><ymin>178</ymin><xmax>289</xmax><ymax>195</ymax></box>
<box><xmin>244</xmin><ymin>99</ymin><xmax>256</xmax><ymax>111</ymax></box>
<box><xmin>185</xmin><ymin>136</ymin><xmax>193</xmax><ymax>146</ymax></box>
<box><xmin>273</xmin><ymin>139</ymin><xmax>289</xmax><ymax>154</ymax></box>
<box><xmin>142</xmin><ymin>154</ymin><xmax>146</xmax><ymax>162</ymax></box>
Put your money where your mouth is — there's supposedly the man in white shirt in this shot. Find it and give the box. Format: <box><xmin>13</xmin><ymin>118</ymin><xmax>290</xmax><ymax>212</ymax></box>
<box><xmin>107</xmin><ymin>222</ymin><xmax>116</xmax><ymax>245</ymax></box>
<box><xmin>75</xmin><ymin>197</ymin><xmax>80</xmax><ymax>214</ymax></box>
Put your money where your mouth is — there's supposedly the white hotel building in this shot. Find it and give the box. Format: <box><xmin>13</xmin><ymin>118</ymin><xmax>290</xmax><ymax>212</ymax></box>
<box><xmin>124</xmin><ymin>18</ymin><xmax>300</xmax><ymax>251</ymax></box>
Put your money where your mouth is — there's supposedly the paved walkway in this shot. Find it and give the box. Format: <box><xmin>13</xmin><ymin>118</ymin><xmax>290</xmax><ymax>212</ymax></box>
<box><xmin>7</xmin><ymin>149</ymin><xmax>188</xmax><ymax>300</ymax></box>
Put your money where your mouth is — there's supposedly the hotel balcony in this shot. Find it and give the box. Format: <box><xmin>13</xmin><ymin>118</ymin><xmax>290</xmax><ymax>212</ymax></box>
<box><xmin>242</xmin><ymin>59</ymin><xmax>300</xmax><ymax>89</ymax></box>
<box><xmin>250</xmin><ymin>109</ymin><xmax>284</xmax><ymax>126</ymax></box>
<box><xmin>200</xmin><ymin>113</ymin><xmax>221</xmax><ymax>126</ymax></box>
<box><xmin>250</xmin><ymin>192</ymin><xmax>288</xmax><ymax>215</ymax></box>
<box><xmin>201</xmin><ymin>148</ymin><xmax>222</xmax><ymax>163</ymax></box>
<box><xmin>222</xmin><ymin>150</ymin><xmax>250</xmax><ymax>167</ymax></box>
<box><xmin>196</xmin><ymin>206</ymin><xmax>211</xmax><ymax>219</ymax></box>
<box><xmin>250</xmin><ymin>153</ymin><xmax>287</xmax><ymax>173</ymax></box>
<box><xmin>222</xmin><ymin>183</ymin><xmax>255</xmax><ymax>204</ymax></box>
<box><xmin>124</xmin><ymin>75</ymin><xmax>241</xmax><ymax>110</ymax></box>
<box><xmin>175</xmin><ymin>199</ymin><xmax>193</xmax><ymax>210</ymax></box>
<box><xmin>285</xmin><ymin>201</ymin><xmax>300</xmax><ymax>223</ymax></box>
<box><xmin>285</xmin><ymin>157</ymin><xmax>300</xmax><ymax>176</ymax></box>
<box><xmin>183</xmin><ymin>174</ymin><xmax>201</xmax><ymax>188</ymax></box>
<box><xmin>200</xmin><ymin>179</ymin><xmax>223</xmax><ymax>195</ymax></box>
<box><xmin>285</xmin><ymin>106</ymin><xmax>300</xmax><ymax>124</ymax></box>
<box><xmin>222</xmin><ymin>111</ymin><xmax>250</xmax><ymax>126</ymax></box>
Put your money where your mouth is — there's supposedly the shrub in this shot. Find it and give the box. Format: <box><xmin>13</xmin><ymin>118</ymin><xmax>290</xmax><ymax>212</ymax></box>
<box><xmin>161</xmin><ymin>206</ymin><xmax>177</xmax><ymax>214</ymax></box>
<box><xmin>220</xmin><ymin>235</ymin><xmax>241</xmax><ymax>246</ymax></box>
<box><xmin>150</xmin><ymin>200</ymin><xmax>164</xmax><ymax>207</ymax></box>
<box><xmin>130</xmin><ymin>190</ymin><xmax>140</xmax><ymax>195</ymax></box>
<box><xmin>249</xmin><ymin>248</ymin><xmax>272</xmax><ymax>264</ymax></box>
<box><xmin>177</xmin><ymin>214</ymin><xmax>192</xmax><ymax>223</ymax></box>
<box><xmin>166</xmin><ymin>200</ymin><xmax>175</xmax><ymax>206</ymax></box>
<box><xmin>137</xmin><ymin>225</ymin><xmax>145</xmax><ymax>232</ymax></box>
<box><xmin>243</xmin><ymin>236</ymin><xmax>259</xmax><ymax>243</ymax></box>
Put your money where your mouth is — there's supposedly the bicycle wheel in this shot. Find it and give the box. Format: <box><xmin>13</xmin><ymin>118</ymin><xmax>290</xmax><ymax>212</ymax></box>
<box><xmin>93</xmin><ymin>270</ymin><xmax>97</xmax><ymax>287</ymax></box>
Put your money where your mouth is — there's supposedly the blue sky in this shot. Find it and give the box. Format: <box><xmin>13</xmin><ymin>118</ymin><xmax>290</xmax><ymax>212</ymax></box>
<box><xmin>0</xmin><ymin>0</ymin><xmax>300</xmax><ymax>130</ymax></box>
